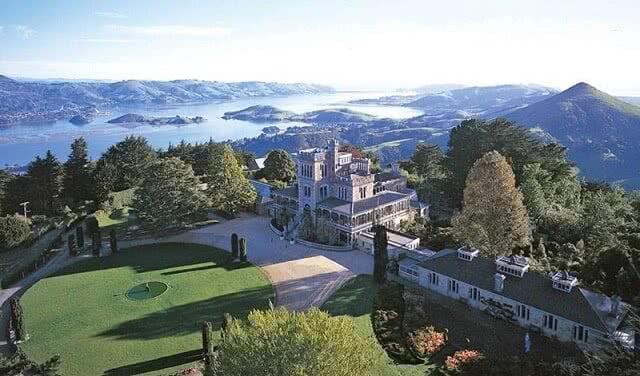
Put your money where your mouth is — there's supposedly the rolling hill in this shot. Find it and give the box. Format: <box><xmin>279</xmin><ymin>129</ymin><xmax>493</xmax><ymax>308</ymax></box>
<box><xmin>506</xmin><ymin>82</ymin><xmax>640</xmax><ymax>186</ymax></box>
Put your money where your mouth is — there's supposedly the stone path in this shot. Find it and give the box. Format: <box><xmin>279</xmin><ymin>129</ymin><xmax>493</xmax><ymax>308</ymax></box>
<box><xmin>120</xmin><ymin>214</ymin><xmax>374</xmax><ymax>311</ymax></box>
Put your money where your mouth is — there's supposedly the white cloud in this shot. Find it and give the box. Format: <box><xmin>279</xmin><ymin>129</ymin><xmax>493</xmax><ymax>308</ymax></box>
<box><xmin>109</xmin><ymin>24</ymin><xmax>231</xmax><ymax>37</ymax></box>
<box><xmin>75</xmin><ymin>38</ymin><xmax>137</xmax><ymax>44</ymax></box>
<box><xmin>15</xmin><ymin>25</ymin><xmax>35</xmax><ymax>39</ymax></box>
<box><xmin>0</xmin><ymin>26</ymin><xmax>4</xmax><ymax>33</ymax></box>
<box><xmin>94</xmin><ymin>11</ymin><xmax>127</xmax><ymax>19</ymax></box>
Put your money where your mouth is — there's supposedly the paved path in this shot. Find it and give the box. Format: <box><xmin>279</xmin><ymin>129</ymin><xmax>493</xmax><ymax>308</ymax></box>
<box><xmin>121</xmin><ymin>215</ymin><xmax>374</xmax><ymax>311</ymax></box>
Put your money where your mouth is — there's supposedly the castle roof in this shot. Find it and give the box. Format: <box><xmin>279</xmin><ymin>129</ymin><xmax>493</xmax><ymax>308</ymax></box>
<box><xmin>317</xmin><ymin>191</ymin><xmax>408</xmax><ymax>215</ymax></box>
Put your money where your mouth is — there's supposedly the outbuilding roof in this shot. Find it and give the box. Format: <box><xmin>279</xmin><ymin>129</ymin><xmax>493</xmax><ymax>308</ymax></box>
<box><xmin>417</xmin><ymin>250</ymin><xmax>627</xmax><ymax>333</ymax></box>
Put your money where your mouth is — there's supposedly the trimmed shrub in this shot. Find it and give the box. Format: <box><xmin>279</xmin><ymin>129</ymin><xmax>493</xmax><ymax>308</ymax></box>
<box><xmin>109</xmin><ymin>229</ymin><xmax>118</xmax><ymax>253</ymax></box>
<box><xmin>239</xmin><ymin>238</ymin><xmax>247</xmax><ymax>262</ymax></box>
<box><xmin>10</xmin><ymin>298</ymin><xmax>26</xmax><ymax>341</ymax></box>
<box><xmin>0</xmin><ymin>215</ymin><xmax>31</xmax><ymax>249</ymax></box>
<box><xmin>202</xmin><ymin>321</ymin><xmax>214</xmax><ymax>354</ymax></box>
<box><xmin>67</xmin><ymin>234</ymin><xmax>77</xmax><ymax>256</ymax></box>
<box><xmin>76</xmin><ymin>226</ymin><xmax>84</xmax><ymax>248</ymax></box>
<box><xmin>85</xmin><ymin>215</ymin><xmax>99</xmax><ymax>237</ymax></box>
<box><xmin>92</xmin><ymin>229</ymin><xmax>101</xmax><ymax>256</ymax></box>
<box><xmin>231</xmin><ymin>233</ymin><xmax>239</xmax><ymax>258</ymax></box>
<box><xmin>221</xmin><ymin>312</ymin><xmax>233</xmax><ymax>340</ymax></box>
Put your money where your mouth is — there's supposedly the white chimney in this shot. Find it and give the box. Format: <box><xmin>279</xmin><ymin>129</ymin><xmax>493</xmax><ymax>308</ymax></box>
<box><xmin>494</xmin><ymin>273</ymin><xmax>506</xmax><ymax>293</ymax></box>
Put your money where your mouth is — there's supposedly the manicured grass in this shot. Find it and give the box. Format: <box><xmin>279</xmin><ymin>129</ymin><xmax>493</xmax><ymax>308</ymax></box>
<box><xmin>96</xmin><ymin>207</ymin><xmax>137</xmax><ymax>233</ymax></box>
<box><xmin>0</xmin><ymin>227</ymin><xmax>63</xmax><ymax>281</ymax></box>
<box><xmin>321</xmin><ymin>275</ymin><xmax>434</xmax><ymax>376</ymax></box>
<box><xmin>20</xmin><ymin>243</ymin><xmax>274</xmax><ymax>375</ymax></box>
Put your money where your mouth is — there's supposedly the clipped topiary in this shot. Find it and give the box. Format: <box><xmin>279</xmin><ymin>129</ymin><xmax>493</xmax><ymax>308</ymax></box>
<box><xmin>202</xmin><ymin>321</ymin><xmax>214</xmax><ymax>355</ymax></box>
<box><xmin>231</xmin><ymin>233</ymin><xmax>239</xmax><ymax>259</ymax></box>
<box><xmin>92</xmin><ymin>229</ymin><xmax>101</xmax><ymax>256</ymax></box>
<box><xmin>76</xmin><ymin>226</ymin><xmax>84</xmax><ymax>248</ymax></box>
<box><xmin>68</xmin><ymin>234</ymin><xmax>77</xmax><ymax>256</ymax></box>
<box><xmin>239</xmin><ymin>238</ymin><xmax>247</xmax><ymax>262</ymax></box>
<box><xmin>10</xmin><ymin>298</ymin><xmax>26</xmax><ymax>341</ymax></box>
<box><xmin>109</xmin><ymin>229</ymin><xmax>118</xmax><ymax>253</ymax></box>
<box><xmin>85</xmin><ymin>215</ymin><xmax>99</xmax><ymax>237</ymax></box>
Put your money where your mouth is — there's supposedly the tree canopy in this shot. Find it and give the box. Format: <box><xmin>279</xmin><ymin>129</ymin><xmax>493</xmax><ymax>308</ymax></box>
<box><xmin>261</xmin><ymin>149</ymin><xmax>296</xmax><ymax>183</ymax></box>
<box><xmin>93</xmin><ymin>136</ymin><xmax>156</xmax><ymax>202</ymax></box>
<box><xmin>26</xmin><ymin>150</ymin><xmax>64</xmax><ymax>215</ymax></box>
<box><xmin>133</xmin><ymin>157</ymin><xmax>208</xmax><ymax>228</ymax></box>
<box><xmin>63</xmin><ymin>137</ymin><xmax>94</xmax><ymax>205</ymax></box>
<box><xmin>203</xmin><ymin>144</ymin><xmax>257</xmax><ymax>216</ymax></box>
<box><xmin>452</xmin><ymin>151</ymin><xmax>530</xmax><ymax>257</ymax></box>
<box><xmin>214</xmin><ymin>307</ymin><xmax>385</xmax><ymax>376</ymax></box>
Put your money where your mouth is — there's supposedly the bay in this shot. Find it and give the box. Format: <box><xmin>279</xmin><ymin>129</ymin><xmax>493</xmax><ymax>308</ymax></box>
<box><xmin>0</xmin><ymin>91</ymin><xmax>421</xmax><ymax>165</ymax></box>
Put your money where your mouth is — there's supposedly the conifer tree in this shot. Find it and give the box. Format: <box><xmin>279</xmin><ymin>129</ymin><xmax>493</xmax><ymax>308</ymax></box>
<box><xmin>133</xmin><ymin>157</ymin><xmax>208</xmax><ymax>229</ymax></box>
<box><xmin>203</xmin><ymin>144</ymin><xmax>257</xmax><ymax>216</ymax></box>
<box><xmin>452</xmin><ymin>151</ymin><xmax>530</xmax><ymax>257</ymax></box>
<box><xmin>26</xmin><ymin>150</ymin><xmax>64</xmax><ymax>215</ymax></box>
<box><xmin>262</xmin><ymin>149</ymin><xmax>296</xmax><ymax>183</ymax></box>
<box><xmin>63</xmin><ymin>137</ymin><xmax>94</xmax><ymax>205</ymax></box>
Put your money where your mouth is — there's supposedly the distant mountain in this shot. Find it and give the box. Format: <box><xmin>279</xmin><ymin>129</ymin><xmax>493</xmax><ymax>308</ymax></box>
<box><xmin>0</xmin><ymin>75</ymin><xmax>334</xmax><ymax>125</ymax></box>
<box><xmin>413</xmin><ymin>83</ymin><xmax>466</xmax><ymax>94</ymax></box>
<box><xmin>506</xmin><ymin>82</ymin><xmax>640</xmax><ymax>186</ymax></box>
<box><xmin>406</xmin><ymin>84</ymin><xmax>557</xmax><ymax>115</ymax></box>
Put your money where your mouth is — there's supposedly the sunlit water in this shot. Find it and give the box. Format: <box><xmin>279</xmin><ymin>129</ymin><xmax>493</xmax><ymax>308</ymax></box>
<box><xmin>0</xmin><ymin>91</ymin><xmax>421</xmax><ymax>165</ymax></box>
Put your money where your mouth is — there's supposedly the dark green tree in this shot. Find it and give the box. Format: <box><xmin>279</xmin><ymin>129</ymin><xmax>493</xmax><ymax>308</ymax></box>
<box><xmin>93</xmin><ymin>136</ymin><xmax>156</xmax><ymax>201</ymax></box>
<box><xmin>261</xmin><ymin>149</ymin><xmax>296</xmax><ymax>183</ymax></box>
<box><xmin>26</xmin><ymin>150</ymin><xmax>64</xmax><ymax>215</ymax></box>
<box><xmin>410</xmin><ymin>143</ymin><xmax>444</xmax><ymax>179</ymax></box>
<box><xmin>231</xmin><ymin>233</ymin><xmax>239</xmax><ymax>258</ymax></box>
<box><xmin>109</xmin><ymin>229</ymin><xmax>118</xmax><ymax>253</ymax></box>
<box><xmin>443</xmin><ymin>118</ymin><xmax>573</xmax><ymax>208</ymax></box>
<box><xmin>0</xmin><ymin>170</ymin><xmax>10</xmax><ymax>215</ymax></box>
<box><xmin>239</xmin><ymin>238</ymin><xmax>247</xmax><ymax>262</ymax></box>
<box><xmin>373</xmin><ymin>225</ymin><xmax>388</xmax><ymax>284</ymax></box>
<box><xmin>62</xmin><ymin>137</ymin><xmax>94</xmax><ymax>205</ymax></box>
<box><xmin>132</xmin><ymin>157</ymin><xmax>208</xmax><ymax>229</ymax></box>
<box><xmin>203</xmin><ymin>144</ymin><xmax>257</xmax><ymax>216</ymax></box>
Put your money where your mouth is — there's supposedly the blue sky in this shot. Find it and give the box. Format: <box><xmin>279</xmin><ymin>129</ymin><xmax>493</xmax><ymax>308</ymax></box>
<box><xmin>0</xmin><ymin>0</ymin><xmax>639</xmax><ymax>94</ymax></box>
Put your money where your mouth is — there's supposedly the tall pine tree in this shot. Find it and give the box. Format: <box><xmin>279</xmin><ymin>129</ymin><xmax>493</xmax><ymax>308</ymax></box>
<box><xmin>27</xmin><ymin>150</ymin><xmax>64</xmax><ymax>215</ymax></box>
<box><xmin>452</xmin><ymin>151</ymin><xmax>530</xmax><ymax>257</ymax></box>
<box><xmin>63</xmin><ymin>137</ymin><xmax>94</xmax><ymax>205</ymax></box>
<box><xmin>203</xmin><ymin>144</ymin><xmax>257</xmax><ymax>216</ymax></box>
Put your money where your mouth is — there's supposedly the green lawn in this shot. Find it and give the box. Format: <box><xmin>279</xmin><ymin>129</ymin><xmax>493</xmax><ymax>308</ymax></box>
<box><xmin>20</xmin><ymin>243</ymin><xmax>274</xmax><ymax>375</ymax></box>
<box><xmin>96</xmin><ymin>207</ymin><xmax>137</xmax><ymax>233</ymax></box>
<box><xmin>321</xmin><ymin>275</ymin><xmax>435</xmax><ymax>376</ymax></box>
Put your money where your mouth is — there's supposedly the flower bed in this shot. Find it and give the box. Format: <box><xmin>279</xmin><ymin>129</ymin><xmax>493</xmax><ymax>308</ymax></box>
<box><xmin>407</xmin><ymin>326</ymin><xmax>448</xmax><ymax>359</ymax></box>
<box><xmin>445</xmin><ymin>349</ymin><xmax>484</xmax><ymax>371</ymax></box>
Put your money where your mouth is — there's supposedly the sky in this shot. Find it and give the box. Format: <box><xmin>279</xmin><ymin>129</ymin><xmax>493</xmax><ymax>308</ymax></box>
<box><xmin>0</xmin><ymin>0</ymin><xmax>639</xmax><ymax>95</ymax></box>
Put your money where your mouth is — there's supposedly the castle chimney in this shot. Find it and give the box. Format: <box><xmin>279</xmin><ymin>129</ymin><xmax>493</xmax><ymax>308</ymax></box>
<box><xmin>391</xmin><ymin>162</ymin><xmax>401</xmax><ymax>176</ymax></box>
<box><xmin>494</xmin><ymin>273</ymin><xmax>506</xmax><ymax>293</ymax></box>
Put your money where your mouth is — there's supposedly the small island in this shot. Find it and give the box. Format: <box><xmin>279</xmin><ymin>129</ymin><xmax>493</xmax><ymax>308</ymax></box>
<box><xmin>222</xmin><ymin>105</ymin><xmax>376</xmax><ymax>125</ymax></box>
<box><xmin>262</xmin><ymin>125</ymin><xmax>281</xmax><ymax>134</ymax></box>
<box><xmin>107</xmin><ymin>113</ymin><xmax>206</xmax><ymax>125</ymax></box>
<box><xmin>69</xmin><ymin>114</ymin><xmax>92</xmax><ymax>125</ymax></box>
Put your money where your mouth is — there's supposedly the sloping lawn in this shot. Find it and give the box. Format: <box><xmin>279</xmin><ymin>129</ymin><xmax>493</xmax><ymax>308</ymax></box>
<box><xmin>321</xmin><ymin>275</ymin><xmax>435</xmax><ymax>376</ymax></box>
<box><xmin>20</xmin><ymin>243</ymin><xmax>274</xmax><ymax>375</ymax></box>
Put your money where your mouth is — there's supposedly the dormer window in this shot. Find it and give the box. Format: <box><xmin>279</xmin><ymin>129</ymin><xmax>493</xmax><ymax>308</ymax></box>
<box><xmin>551</xmin><ymin>271</ymin><xmax>578</xmax><ymax>293</ymax></box>
<box><xmin>457</xmin><ymin>246</ymin><xmax>479</xmax><ymax>261</ymax></box>
<box><xmin>495</xmin><ymin>255</ymin><xmax>529</xmax><ymax>278</ymax></box>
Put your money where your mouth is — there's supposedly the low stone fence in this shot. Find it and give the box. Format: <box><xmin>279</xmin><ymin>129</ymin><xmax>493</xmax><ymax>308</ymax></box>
<box><xmin>269</xmin><ymin>221</ymin><xmax>284</xmax><ymax>236</ymax></box>
<box><xmin>295</xmin><ymin>238</ymin><xmax>353</xmax><ymax>252</ymax></box>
